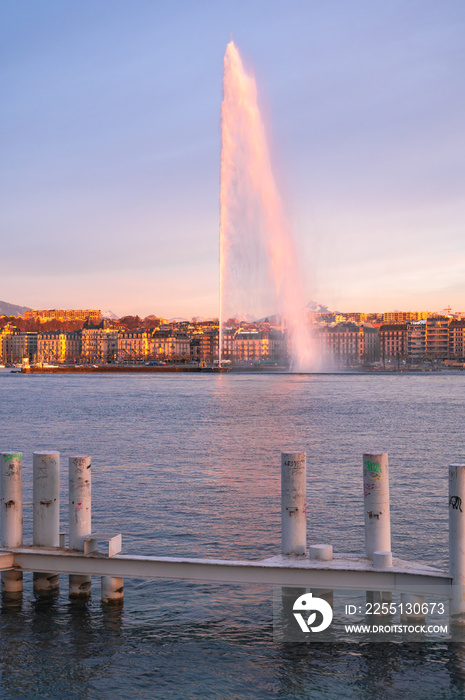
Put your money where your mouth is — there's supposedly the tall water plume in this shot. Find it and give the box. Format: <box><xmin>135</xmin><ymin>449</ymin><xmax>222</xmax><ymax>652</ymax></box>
<box><xmin>219</xmin><ymin>41</ymin><xmax>314</xmax><ymax>370</ymax></box>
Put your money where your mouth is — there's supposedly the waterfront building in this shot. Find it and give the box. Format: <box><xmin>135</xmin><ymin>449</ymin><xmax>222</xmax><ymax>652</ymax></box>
<box><xmin>117</xmin><ymin>331</ymin><xmax>150</xmax><ymax>362</ymax></box>
<box><xmin>233</xmin><ymin>329</ymin><xmax>284</xmax><ymax>363</ymax></box>
<box><xmin>361</xmin><ymin>325</ymin><xmax>380</xmax><ymax>362</ymax></box>
<box><xmin>234</xmin><ymin>330</ymin><xmax>261</xmax><ymax>362</ymax></box>
<box><xmin>219</xmin><ymin>328</ymin><xmax>286</xmax><ymax>364</ymax></box>
<box><xmin>448</xmin><ymin>320</ymin><xmax>465</xmax><ymax>361</ymax></box>
<box><xmin>37</xmin><ymin>331</ymin><xmax>81</xmax><ymax>363</ymax></box>
<box><xmin>325</xmin><ymin>323</ymin><xmax>362</xmax><ymax>366</ymax></box>
<box><xmin>190</xmin><ymin>336</ymin><xmax>201</xmax><ymax>363</ymax></box>
<box><xmin>0</xmin><ymin>326</ymin><xmax>15</xmax><ymax>362</ymax></box>
<box><xmin>316</xmin><ymin>323</ymin><xmax>380</xmax><ymax>367</ymax></box>
<box><xmin>2</xmin><ymin>331</ymin><xmax>38</xmax><ymax>363</ymax></box>
<box><xmin>151</xmin><ymin>330</ymin><xmax>176</xmax><ymax>360</ymax></box>
<box><xmin>379</xmin><ymin>324</ymin><xmax>408</xmax><ymax>365</ymax></box>
<box><xmin>199</xmin><ymin>330</ymin><xmax>219</xmax><ymax>364</ymax></box>
<box><xmin>81</xmin><ymin>325</ymin><xmax>118</xmax><ymax>363</ymax></box>
<box><xmin>425</xmin><ymin>317</ymin><xmax>449</xmax><ymax>361</ymax></box>
<box><xmin>407</xmin><ymin>321</ymin><xmax>426</xmax><ymax>363</ymax></box>
<box><xmin>173</xmin><ymin>334</ymin><xmax>191</xmax><ymax>361</ymax></box>
<box><xmin>220</xmin><ymin>328</ymin><xmax>237</xmax><ymax>362</ymax></box>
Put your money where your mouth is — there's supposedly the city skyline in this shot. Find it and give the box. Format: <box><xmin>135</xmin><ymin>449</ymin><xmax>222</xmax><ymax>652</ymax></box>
<box><xmin>2</xmin><ymin>1</ymin><xmax>464</xmax><ymax>318</ymax></box>
<box><xmin>1</xmin><ymin>301</ymin><xmax>463</xmax><ymax>324</ymax></box>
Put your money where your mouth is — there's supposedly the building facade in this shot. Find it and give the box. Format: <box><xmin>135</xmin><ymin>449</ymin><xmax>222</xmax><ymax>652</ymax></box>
<box><xmin>24</xmin><ymin>309</ymin><xmax>102</xmax><ymax>322</ymax></box>
<box><xmin>379</xmin><ymin>324</ymin><xmax>408</xmax><ymax>365</ymax></box>
<box><xmin>37</xmin><ymin>331</ymin><xmax>81</xmax><ymax>363</ymax></box>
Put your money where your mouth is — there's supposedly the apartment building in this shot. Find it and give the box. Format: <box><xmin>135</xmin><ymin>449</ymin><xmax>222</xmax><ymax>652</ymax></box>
<box><xmin>219</xmin><ymin>328</ymin><xmax>286</xmax><ymax>364</ymax></box>
<box><xmin>425</xmin><ymin>317</ymin><xmax>449</xmax><ymax>360</ymax></box>
<box><xmin>449</xmin><ymin>320</ymin><xmax>465</xmax><ymax>361</ymax></box>
<box><xmin>407</xmin><ymin>321</ymin><xmax>426</xmax><ymax>363</ymax></box>
<box><xmin>37</xmin><ymin>331</ymin><xmax>81</xmax><ymax>363</ymax></box>
<box><xmin>199</xmin><ymin>330</ymin><xmax>219</xmax><ymax>363</ymax></box>
<box><xmin>0</xmin><ymin>326</ymin><xmax>15</xmax><ymax>362</ymax></box>
<box><xmin>1</xmin><ymin>331</ymin><xmax>38</xmax><ymax>363</ymax></box>
<box><xmin>151</xmin><ymin>330</ymin><xmax>175</xmax><ymax>359</ymax></box>
<box><xmin>316</xmin><ymin>323</ymin><xmax>380</xmax><ymax>367</ymax></box>
<box><xmin>81</xmin><ymin>328</ymin><xmax>118</xmax><ymax>363</ymax></box>
<box><xmin>379</xmin><ymin>324</ymin><xmax>408</xmax><ymax>363</ymax></box>
<box><xmin>117</xmin><ymin>331</ymin><xmax>150</xmax><ymax>362</ymax></box>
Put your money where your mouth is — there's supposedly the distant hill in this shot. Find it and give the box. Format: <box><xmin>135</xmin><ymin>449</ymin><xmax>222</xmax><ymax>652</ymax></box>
<box><xmin>0</xmin><ymin>300</ymin><xmax>31</xmax><ymax>317</ymax></box>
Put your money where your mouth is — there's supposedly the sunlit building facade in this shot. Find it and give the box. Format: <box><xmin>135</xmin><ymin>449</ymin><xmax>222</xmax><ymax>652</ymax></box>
<box><xmin>25</xmin><ymin>309</ymin><xmax>101</xmax><ymax>322</ymax></box>
<box><xmin>37</xmin><ymin>331</ymin><xmax>81</xmax><ymax>363</ymax></box>
<box><xmin>379</xmin><ymin>324</ymin><xmax>408</xmax><ymax>364</ymax></box>
<box><xmin>3</xmin><ymin>331</ymin><xmax>38</xmax><ymax>363</ymax></box>
<box><xmin>448</xmin><ymin>320</ymin><xmax>465</xmax><ymax>361</ymax></box>
<box><xmin>425</xmin><ymin>317</ymin><xmax>449</xmax><ymax>361</ymax></box>
<box><xmin>407</xmin><ymin>321</ymin><xmax>426</xmax><ymax>363</ymax></box>
<box><xmin>81</xmin><ymin>328</ymin><xmax>118</xmax><ymax>363</ymax></box>
<box><xmin>117</xmin><ymin>331</ymin><xmax>150</xmax><ymax>362</ymax></box>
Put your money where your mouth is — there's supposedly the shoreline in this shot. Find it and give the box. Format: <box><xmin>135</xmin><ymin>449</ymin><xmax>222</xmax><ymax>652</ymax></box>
<box><xmin>6</xmin><ymin>364</ymin><xmax>463</xmax><ymax>375</ymax></box>
<box><xmin>20</xmin><ymin>364</ymin><xmax>226</xmax><ymax>374</ymax></box>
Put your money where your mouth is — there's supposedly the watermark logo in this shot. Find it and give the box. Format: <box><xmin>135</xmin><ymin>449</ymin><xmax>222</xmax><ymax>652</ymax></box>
<box><xmin>292</xmin><ymin>593</ymin><xmax>333</xmax><ymax>633</ymax></box>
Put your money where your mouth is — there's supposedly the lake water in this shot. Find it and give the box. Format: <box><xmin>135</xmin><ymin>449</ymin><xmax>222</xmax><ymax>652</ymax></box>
<box><xmin>0</xmin><ymin>370</ymin><xmax>464</xmax><ymax>699</ymax></box>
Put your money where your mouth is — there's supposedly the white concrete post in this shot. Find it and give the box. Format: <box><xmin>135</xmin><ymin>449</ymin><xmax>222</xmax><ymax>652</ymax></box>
<box><xmin>101</xmin><ymin>576</ymin><xmax>124</xmax><ymax>605</ymax></box>
<box><xmin>363</xmin><ymin>452</ymin><xmax>391</xmax><ymax>560</ymax></box>
<box><xmin>33</xmin><ymin>451</ymin><xmax>60</xmax><ymax>594</ymax></box>
<box><xmin>0</xmin><ymin>452</ymin><xmax>23</xmax><ymax>595</ymax></box>
<box><xmin>281</xmin><ymin>452</ymin><xmax>306</xmax><ymax>555</ymax></box>
<box><xmin>449</xmin><ymin>463</ymin><xmax>465</xmax><ymax>621</ymax></box>
<box><xmin>69</xmin><ymin>455</ymin><xmax>92</xmax><ymax>599</ymax></box>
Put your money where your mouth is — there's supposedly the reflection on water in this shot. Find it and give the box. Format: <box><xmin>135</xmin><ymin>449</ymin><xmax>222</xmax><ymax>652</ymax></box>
<box><xmin>0</xmin><ymin>372</ymin><xmax>464</xmax><ymax>697</ymax></box>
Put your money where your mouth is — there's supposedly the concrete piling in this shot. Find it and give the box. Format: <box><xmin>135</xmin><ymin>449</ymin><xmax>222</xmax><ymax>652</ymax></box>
<box><xmin>281</xmin><ymin>451</ymin><xmax>306</xmax><ymax>556</ymax></box>
<box><xmin>33</xmin><ymin>451</ymin><xmax>60</xmax><ymax>595</ymax></box>
<box><xmin>69</xmin><ymin>455</ymin><xmax>92</xmax><ymax>599</ymax></box>
<box><xmin>449</xmin><ymin>463</ymin><xmax>465</xmax><ymax>622</ymax></box>
<box><xmin>0</xmin><ymin>452</ymin><xmax>23</xmax><ymax>596</ymax></box>
<box><xmin>363</xmin><ymin>451</ymin><xmax>391</xmax><ymax>560</ymax></box>
<box><xmin>101</xmin><ymin>576</ymin><xmax>124</xmax><ymax>605</ymax></box>
<box><xmin>363</xmin><ymin>452</ymin><xmax>392</xmax><ymax>610</ymax></box>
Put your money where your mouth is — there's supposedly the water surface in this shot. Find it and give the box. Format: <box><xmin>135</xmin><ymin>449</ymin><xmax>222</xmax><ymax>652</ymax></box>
<box><xmin>0</xmin><ymin>371</ymin><xmax>464</xmax><ymax>698</ymax></box>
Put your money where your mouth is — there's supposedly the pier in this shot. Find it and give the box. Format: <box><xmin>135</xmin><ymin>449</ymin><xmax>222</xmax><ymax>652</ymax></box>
<box><xmin>0</xmin><ymin>450</ymin><xmax>462</xmax><ymax>626</ymax></box>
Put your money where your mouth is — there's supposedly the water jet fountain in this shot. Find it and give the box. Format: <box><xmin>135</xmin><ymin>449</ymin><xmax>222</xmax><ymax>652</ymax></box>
<box><xmin>219</xmin><ymin>41</ymin><xmax>316</xmax><ymax>371</ymax></box>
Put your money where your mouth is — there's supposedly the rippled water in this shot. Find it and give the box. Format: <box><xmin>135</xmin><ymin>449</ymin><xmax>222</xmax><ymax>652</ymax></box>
<box><xmin>0</xmin><ymin>370</ymin><xmax>465</xmax><ymax>698</ymax></box>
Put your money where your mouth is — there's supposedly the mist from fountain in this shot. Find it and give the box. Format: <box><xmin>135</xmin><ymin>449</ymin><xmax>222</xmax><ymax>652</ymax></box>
<box><xmin>219</xmin><ymin>40</ymin><xmax>316</xmax><ymax>371</ymax></box>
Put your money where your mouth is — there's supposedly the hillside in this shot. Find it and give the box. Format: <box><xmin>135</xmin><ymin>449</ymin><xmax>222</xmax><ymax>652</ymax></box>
<box><xmin>0</xmin><ymin>300</ymin><xmax>31</xmax><ymax>317</ymax></box>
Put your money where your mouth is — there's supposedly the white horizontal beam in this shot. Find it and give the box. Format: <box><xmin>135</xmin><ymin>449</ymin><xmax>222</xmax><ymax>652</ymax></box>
<box><xmin>4</xmin><ymin>547</ymin><xmax>451</xmax><ymax>596</ymax></box>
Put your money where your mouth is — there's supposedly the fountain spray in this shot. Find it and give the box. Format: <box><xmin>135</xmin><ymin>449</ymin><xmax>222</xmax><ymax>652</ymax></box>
<box><xmin>219</xmin><ymin>41</ymin><xmax>315</xmax><ymax>370</ymax></box>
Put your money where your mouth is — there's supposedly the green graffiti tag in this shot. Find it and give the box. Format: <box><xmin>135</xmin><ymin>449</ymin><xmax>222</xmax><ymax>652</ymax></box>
<box><xmin>364</xmin><ymin>460</ymin><xmax>382</xmax><ymax>474</ymax></box>
<box><xmin>3</xmin><ymin>454</ymin><xmax>21</xmax><ymax>463</ymax></box>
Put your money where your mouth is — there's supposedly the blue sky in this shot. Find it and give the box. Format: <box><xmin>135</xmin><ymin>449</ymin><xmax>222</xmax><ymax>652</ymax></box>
<box><xmin>1</xmin><ymin>0</ymin><xmax>464</xmax><ymax>318</ymax></box>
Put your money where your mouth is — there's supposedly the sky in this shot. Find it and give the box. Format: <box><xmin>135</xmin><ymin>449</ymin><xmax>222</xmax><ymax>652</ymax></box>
<box><xmin>1</xmin><ymin>0</ymin><xmax>464</xmax><ymax>319</ymax></box>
